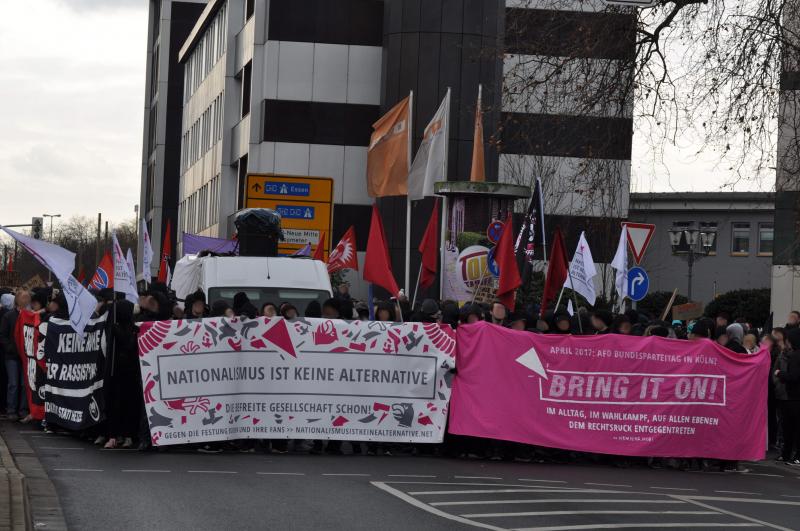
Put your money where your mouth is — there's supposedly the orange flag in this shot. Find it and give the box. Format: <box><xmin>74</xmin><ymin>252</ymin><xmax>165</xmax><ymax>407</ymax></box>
<box><xmin>367</xmin><ymin>95</ymin><xmax>410</xmax><ymax>197</ymax></box>
<box><xmin>469</xmin><ymin>84</ymin><xmax>485</xmax><ymax>183</ymax></box>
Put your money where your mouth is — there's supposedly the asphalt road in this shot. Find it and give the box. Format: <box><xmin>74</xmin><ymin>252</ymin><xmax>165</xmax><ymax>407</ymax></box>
<box><xmin>8</xmin><ymin>424</ymin><xmax>800</xmax><ymax>531</ymax></box>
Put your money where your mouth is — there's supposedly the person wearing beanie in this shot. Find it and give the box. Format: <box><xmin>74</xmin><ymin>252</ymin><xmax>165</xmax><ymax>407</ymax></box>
<box><xmin>688</xmin><ymin>320</ymin><xmax>712</xmax><ymax>340</ymax></box>
<box><xmin>590</xmin><ymin>310</ymin><xmax>613</xmax><ymax>334</ymax></box>
<box><xmin>184</xmin><ymin>289</ymin><xmax>208</xmax><ymax>319</ymax></box>
<box><xmin>232</xmin><ymin>292</ymin><xmax>258</xmax><ymax>319</ymax></box>
<box><xmin>413</xmin><ymin>299</ymin><xmax>441</xmax><ymax>323</ymax></box>
<box><xmin>508</xmin><ymin>313</ymin><xmax>528</xmax><ymax>331</ymax></box>
<box><xmin>210</xmin><ymin>300</ymin><xmax>234</xmax><ymax>318</ymax></box>
<box><xmin>304</xmin><ymin>300</ymin><xmax>322</xmax><ymax>318</ymax></box>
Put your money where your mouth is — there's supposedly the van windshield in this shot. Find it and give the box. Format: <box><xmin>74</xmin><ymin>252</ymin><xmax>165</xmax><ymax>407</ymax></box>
<box><xmin>207</xmin><ymin>288</ymin><xmax>330</xmax><ymax>315</ymax></box>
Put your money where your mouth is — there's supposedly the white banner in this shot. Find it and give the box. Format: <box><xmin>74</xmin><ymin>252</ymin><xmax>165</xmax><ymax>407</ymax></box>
<box><xmin>138</xmin><ymin>317</ymin><xmax>456</xmax><ymax>446</ymax></box>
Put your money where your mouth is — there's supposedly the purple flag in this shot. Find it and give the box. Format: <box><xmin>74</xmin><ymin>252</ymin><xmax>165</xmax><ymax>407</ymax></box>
<box><xmin>182</xmin><ymin>232</ymin><xmax>238</xmax><ymax>257</ymax></box>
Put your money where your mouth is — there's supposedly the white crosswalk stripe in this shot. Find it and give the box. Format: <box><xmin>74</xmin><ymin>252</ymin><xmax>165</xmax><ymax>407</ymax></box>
<box><xmin>372</xmin><ymin>480</ymin><xmax>798</xmax><ymax>531</ymax></box>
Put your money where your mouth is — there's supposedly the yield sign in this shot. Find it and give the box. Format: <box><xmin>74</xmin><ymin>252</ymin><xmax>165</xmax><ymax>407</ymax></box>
<box><xmin>624</xmin><ymin>222</ymin><xmax>655</xmax><ymax>265</ymax></box>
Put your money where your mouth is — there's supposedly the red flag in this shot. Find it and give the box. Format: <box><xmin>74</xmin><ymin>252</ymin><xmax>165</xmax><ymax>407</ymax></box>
<box><xmin>6</xmin><ymin>253</ymin><xmax>12</xmax><ymax>272</ymax></box>
<box><xmin>418</xmin><ymin>200</ymin><xmax>439</xmax><ymax>291</ymax></box>
<box><xmin>313</xmin><ymin>232</ymin><xmax>326</xmax><ymax>262</ymax></box>
<box><xmin>76</xmin><ymin>266</ymin><xmax>86</xmax><ymax>285</ymax></box>
<box><xmin>88</xmin><ymin>251</ymin><xmax>114</xmax><ymax>290</ymax></box>
<box><xmin>540</xmin><ymin>227</ymin><xmax>569</xmax><ymax>317</ymax></box>
<box><xmin>157</xmin><ymin>219</ymin><xmax>173</xmax><ymax>283</ymax></box>
<box><xmin>363</xmin><ymin>205</ymin><xmax>400</xmax><ymax>296</ymax></box>
<box><xmin>328</xmin><ymin>227</ymin><xmax>359</xmax><ymax>273</ymax></box>
<box><xmin>495</xmin><ymin>212</ymin><xmax>521</xmax><ymax>310</ymax></box>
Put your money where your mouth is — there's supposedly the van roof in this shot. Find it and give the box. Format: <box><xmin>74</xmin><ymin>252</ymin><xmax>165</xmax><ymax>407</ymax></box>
<box><xmin>201</xmin><ymin>256</ymin><xmax>332</xmax><ymax>292</ymax></box>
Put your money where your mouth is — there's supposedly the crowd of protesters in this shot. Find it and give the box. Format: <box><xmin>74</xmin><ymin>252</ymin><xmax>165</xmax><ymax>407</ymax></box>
<box><xmin>1</xmin><ymin>282</ymin><xmax>799</xmax><ymax>471</ymax></box>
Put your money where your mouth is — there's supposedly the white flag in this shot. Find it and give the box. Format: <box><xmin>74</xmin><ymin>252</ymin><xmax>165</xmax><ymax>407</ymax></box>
<box><xmin>567</xmin><ymin>299</ymin><xmax>575</xmax><ymax>317</ymax></box>
<box><xmin>141</xmin><ymin>218</ymin><xmax>153</xmax><ymax>283</ymax></box>
<box><xmin>112</xmin><ymin>232</ymin><xmax>138</xmax><ymax>304</ymax></box>
<box><xmin>611</xmin><ymin>225</ymin><xmax>628</xmax><ymax>300</ymax></box>
<box><xmin>563</xmin><ymin>231</ymin><xmax>597</xmax><ymax>306</ymax></box>
<box><xmin>126</xmin><ymin>249</ymin><xmax>136</xmax><ymax>284</ymax></box>
<box><xmin>0</xmin><ymin>226</ymin><xmax>96</xmax><ymax>334</ymax></box>
<box><xmin>408</xmin><ymin>89</ymin><xmax>450</xmax><ymax>201</ymax></box>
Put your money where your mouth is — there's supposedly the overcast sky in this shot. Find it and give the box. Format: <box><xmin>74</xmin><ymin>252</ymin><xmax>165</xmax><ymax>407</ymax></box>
<box><xmin>0</xmin><ymin>0</ymin><xmax>772</xmax><ymax>231</ymax></box>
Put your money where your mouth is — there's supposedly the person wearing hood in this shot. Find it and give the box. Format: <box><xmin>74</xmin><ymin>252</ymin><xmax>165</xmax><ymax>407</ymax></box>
<box><xmin>412</xmin><ymin>299</ymin><xmax>441</xmax><ymax>323</ymax></box>
<box><xmin>591</xmin><ymin>310</ymin><xmax>613</xmax><ymax>334</ymax></box>
<box><xmin>459</xmin><ymin>304</ymin><xmax>483</xmax><ymax>325</ymax></box>
<box><xmin>774</xmin><ymin>328</ymin><xmax>800</xmax><ymax>465</ymax></box>
<box><xmin>725</xmin><ymin>323</ymin><xmax>748</xmax><ymax>354</ymax></box>
<box><xmin>184</xmin><ymin>290</ymin><xmax>208</xmax><ymax>319</ymax></box>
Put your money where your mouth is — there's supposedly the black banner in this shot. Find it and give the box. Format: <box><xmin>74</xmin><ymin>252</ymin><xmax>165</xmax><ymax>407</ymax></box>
<box><xmin>44</xmin><ymin>314</ymin><xmax>108</xmax><ymax>430</ymax></box>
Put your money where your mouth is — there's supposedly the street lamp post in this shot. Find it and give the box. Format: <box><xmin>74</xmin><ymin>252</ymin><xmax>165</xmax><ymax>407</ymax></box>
<box><xmin>668</xmin><ymin>227</ymin><xmax>716</xmax><ymax>301</ymax></box>
<box><xmin>43</xmin><ymin>213</ymin><xmax>62</xmax><ymax>283</ymax></box>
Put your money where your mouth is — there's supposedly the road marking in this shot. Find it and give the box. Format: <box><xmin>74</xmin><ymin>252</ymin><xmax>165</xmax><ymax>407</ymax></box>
<box><xmin>585</xmin><ymin>482</ymin><xmax>631</xmax><ymax>488</ymax></box>
<box><xmin>372</xmin><ymin>482</ymin><xmax>506</xmax><ymax>531</ymax></box>
<box><xmin>321</xmin><ymin>473</ymin><xmax>370</xmax><ymax>477</ymax></box>
<box><xmin>454</xmin><ymin>476</ymin><xmax>503</xmax><ymax>480</ymax></box>
<box><xmin>676</xmin><ymin>496</ymin><xmax>793</xmax><ymax>531</ymax></box>
<box><xmin>745</xmin><ymin>473</ymin><xmax>782</xmax><ymax>478</ymax></box>
<box><xmin>715</xmin><ymin>490</ymin><xmax>761</xmax><ymax>495</ymax></box>
<box><xmin>410</xmin><ymin>488</ymin><xmax>629</xmax><ymax>496</ymax></box>
<box><xmin>518</xmin><ymin>479</ymin><xmax>567</xmax><ymax>484</ymax></box>
<box><xmin>432</xmin><ymin>499</ymin><xmax>685</xmax><ymax>507</ymax></box>
<box><xmin>122</xmin><ymin>469</ymin><xmax>171</xmax><ymax>473</ymax></box>
<box><xmin>20</xmin><ymin>430</ymin><xmax>43</xmax><ymax>434</ymax></box>
<box><xmin>39</xmin><ymin>447</ymin><xmax>84</xmax><ymax>450</ymax></box>
<box><xmin>781</xmin><ymin>494</ymin><xmax>800</xmax><ymax>498</ymax></box>
<box><xmin>257</xmin><ymin>472</ymin><xmax>305</xmax><ymax>476</ymax></box>
<box><xmin>187</xmin><ymin>470</ymin><xmax>237</xmax><ymax>474</ymax></box>
<box><xmin>680</xmin><ymin>495</ymin><xmax>800</xmax><ymax>506</ymax></box>
<box><xmin>388</xmin><ymin>474</ymin><xmax>437</xmax><ymax>478</ymax></box>
<box><xmin>515</xmin><ymin>524</ymin><xmax>760</xmax><ymax>531</ymax></box>
<box><xmin>650</xmin><ymin>486</ymin><xmax>697</xmax><ymax>492</ymax></box>
<box><xmin>464</xmin><ymin>510</ymin><xmax>717</xmax><ymax>518</ymax></box>
<box><xmin>53</xmin><ymin>468</ymin><xmax>102</xmax><ymax>472</ymax></box>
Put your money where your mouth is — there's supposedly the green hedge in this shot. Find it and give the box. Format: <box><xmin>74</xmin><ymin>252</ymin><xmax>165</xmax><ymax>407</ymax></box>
<box><xmin>704</xmin><ymin>288</ymin><xmax>771</xmax><ymax>327</ymax></box>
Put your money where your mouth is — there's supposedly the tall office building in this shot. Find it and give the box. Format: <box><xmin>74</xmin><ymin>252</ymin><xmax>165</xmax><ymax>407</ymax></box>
<box><xmin>140</xmin><ymin>0</ymin><xmax>635</xmax><ymax>293</ymax></box>
<box><xmin>140</xmin><ymin>0</ymin><xmax>207</xmax><ymax>275</ymax></box>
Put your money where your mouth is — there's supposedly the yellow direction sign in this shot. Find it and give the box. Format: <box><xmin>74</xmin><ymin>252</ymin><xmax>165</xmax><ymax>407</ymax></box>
<box><xmin>245</xmin><ymin>174</ymin><xmax>334</xmax><ymax>258</ymax></box>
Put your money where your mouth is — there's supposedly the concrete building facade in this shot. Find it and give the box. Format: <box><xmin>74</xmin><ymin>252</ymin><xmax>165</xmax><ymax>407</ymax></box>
<box><xmin>630</xmin><ymin>192</ymin><xmax>774</xmax><ymax>305</ymax></box>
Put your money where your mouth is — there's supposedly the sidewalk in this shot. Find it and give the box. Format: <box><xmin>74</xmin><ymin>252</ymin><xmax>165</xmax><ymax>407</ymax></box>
<box><xmin>0</xmin><ymin>423</ymin><xmax>27</xmax><ymax>530</ymax></box>
<box><xmin>0</xmin><ymin>422</ymin><xmax>67</xmax><ymax>531</ymax></box>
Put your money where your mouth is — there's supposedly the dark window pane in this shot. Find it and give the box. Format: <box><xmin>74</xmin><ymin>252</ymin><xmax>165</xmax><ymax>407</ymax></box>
<box><xmin>731</xmin><ymin>222</ymin><xmax>750</xmax><ymax>254</ymax></box>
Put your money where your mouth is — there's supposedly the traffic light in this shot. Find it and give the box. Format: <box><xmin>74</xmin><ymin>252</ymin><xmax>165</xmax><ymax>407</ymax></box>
<box><xmin>31</xmin><ymin>217</ymin><xmax>43</xmax><ymax>239</ymax></box>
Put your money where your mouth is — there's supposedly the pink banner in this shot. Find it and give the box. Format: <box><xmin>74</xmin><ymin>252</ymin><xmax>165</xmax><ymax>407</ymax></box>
<box><xmin>449</xmin><ymin>322</ymin><xmax>770</xmax><ymax>461</ymax></box>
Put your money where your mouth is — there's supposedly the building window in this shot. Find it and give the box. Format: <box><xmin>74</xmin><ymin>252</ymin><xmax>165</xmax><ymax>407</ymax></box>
<box><xmin>245</xmin><ymin>0</ymin><xmax>255</xmax><ymax>21</ymax></box>
<box><xmin>731</xmin><ymin>222</ymin><xmax>750</xmax><ymax>255</ymax></box>
<box><xmin>758</xmin><ymin>223</ymin><xmax>774</xmax><ymax>256</ymax></box>
<box><xmin>241</xmin><ymin>62</ymin><xmax>252</xmax><ymax>118</ymax></box>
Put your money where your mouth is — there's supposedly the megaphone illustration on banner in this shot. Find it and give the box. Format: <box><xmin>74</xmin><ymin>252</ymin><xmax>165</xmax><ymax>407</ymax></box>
<box><xmin>516</xmin><ymin>346</ymin><xmax>548</xmax><ymax>380</ymax></box>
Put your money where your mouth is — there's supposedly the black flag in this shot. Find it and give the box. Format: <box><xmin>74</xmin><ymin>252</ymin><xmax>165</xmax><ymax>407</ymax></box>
<box><xmin>515</xmin><ymin>178</ymin><xmax>546</xmax><ymax>279</ymax></box>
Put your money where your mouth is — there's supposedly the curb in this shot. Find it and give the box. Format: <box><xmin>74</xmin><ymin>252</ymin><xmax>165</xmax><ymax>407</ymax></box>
<box><xmin>0</xmin><ymin>426</ymin><xmax>30</xmax><ymax>530</ymax></box>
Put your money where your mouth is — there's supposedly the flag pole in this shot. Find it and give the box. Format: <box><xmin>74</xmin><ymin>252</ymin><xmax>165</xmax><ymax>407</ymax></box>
<box><xmin>565</xmin><ymin>266</ymin><xmax>583</xmax><ymax>334</ymax></box>
<box><xmin>368</xmin><ymin>284</ymin><xmax>375</xmax><ymax>320</ymax></box>
<box><xmin>404</xmin><ymin>90</ymin><xmax>414</xmax><ymax>296</ymax></box>
<box><xmin>411</xmin><ymin>262</ymin><xmax>423</xmax><ymax>309</ymax></box>
<box><xmin>438</xmin><ymin>88</ymin><xmax>451</xmax><ymax>301</ymax></box>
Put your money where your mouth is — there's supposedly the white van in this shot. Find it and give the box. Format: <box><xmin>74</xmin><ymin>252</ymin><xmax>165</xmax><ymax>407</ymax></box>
<box><xmin>171</xmin><ymin>255</ymin><xmax>332</xmax><ymax>313</ymax></box>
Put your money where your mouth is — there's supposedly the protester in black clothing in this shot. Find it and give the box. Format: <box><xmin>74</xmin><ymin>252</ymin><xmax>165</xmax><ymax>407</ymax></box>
<box><xmin>304</xmin><ymin>301</ymin><xmax>322</xmax><ymax>318</ymax></box>
<box><xmin>375</xmin><ymin>302</ymin><xmax>396</xmax><ymax>322</ymax></box>
<box><xmin>774</xmin><ymin>328</ymin><xmax>800</xmax><ymax>465</ymax></box>
<box><xmin>591</xmin><ymin>310</ymin><xmax>612</xmax><ymax>334</ymax></box>
<box><xmin>0</xmin><ymin>291</ymin><xmax>30</xmax><ymax>421</ymax></box>
<box><xmin>280</xmin><ymin>303</ymin><xmax>298</xmax><ymax>319</ymax></box>
<box><xmin>412</xmin><ymin>299</ymin><xmax>441</xmax><ymax>323</ymax></box>
<box><xmin>232</xmin><ymin>292</ymin><xmax>258</xmax><ymax>319</ymax></box>
<box><xmin>321</xmin><ymin>298</ymin><xmax>341</xmax><ymax>319</ymax></box>
<box><xmin>552</xmin><ymin>313</ymin><xmax>571</xmax><ymax>334</ymax></box>
<box><xmin>786</xmin><ymin>311</ymin><xmax>800</xmax><ymax>330</ymax></box>
<box><xmin>611</xmin><ymin>315</ymin><xmax>632</xmax><ymax>335</ymax></box>
<box><xmin>103</xmin><ymin>300</ymin><xmax>141</xmax><ymax>449</ymax></box>
<box><xmin>725</xmin><ymin>323</ymin><xmax>748</xmax><ymax>354</ymax></box>
<box><xmin>261</xmin><ymin>302</ymin><xmax>278</xmax><ymax>317</ymax></box>
<box><xmin>184</xmin><ymin>290</ymin><xmax>208</xmax><ymax>319</ymax></box>
<box><xmin>210</xmin><ymin>300</ymin><xmax>233</xmax><ymax>318</ymax></box>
